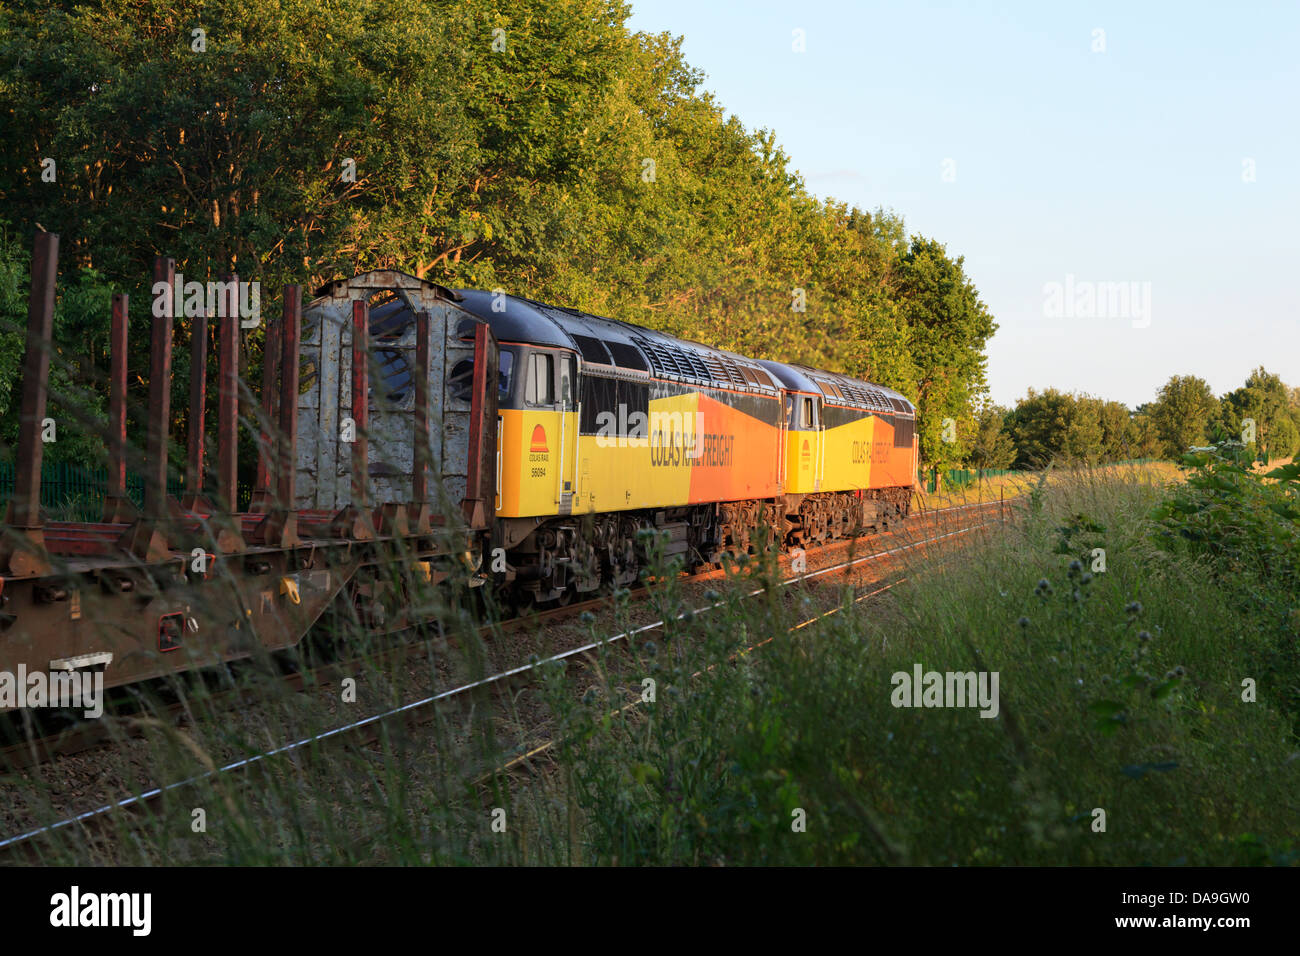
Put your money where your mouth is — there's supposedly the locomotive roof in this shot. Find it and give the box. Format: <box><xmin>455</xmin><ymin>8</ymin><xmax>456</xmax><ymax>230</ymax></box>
<box><xmin>759</xmin><ymin>361</ymin><xmax>916</xmax><ymax>416</ymax></box>
<box><xmin>453</xmin><ymin>289</ymin><xmax>914</xmax><ymax>412</ymax></box>
<box><xmin>454</xmin><ymin>289</ymin><xmax>783</xmax><ymax>394</ymax></box>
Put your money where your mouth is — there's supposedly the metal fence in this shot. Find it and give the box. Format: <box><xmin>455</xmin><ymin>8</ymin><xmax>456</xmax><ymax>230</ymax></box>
<box><xmin>917</xmin><ymin>458</ymin><xmax>1165</xmax><ymax>493</ymax></box>
<box><xmin>0</xmin><ymin>462</ymin><xmax>252</xmax><ymax>521</ymax></box>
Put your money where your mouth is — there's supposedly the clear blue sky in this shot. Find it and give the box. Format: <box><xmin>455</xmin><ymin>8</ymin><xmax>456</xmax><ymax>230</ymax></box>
<box><xmin>626</xmin><ymin>0</ymin><xmax>1300</xmax><ymax>409</ymax></box>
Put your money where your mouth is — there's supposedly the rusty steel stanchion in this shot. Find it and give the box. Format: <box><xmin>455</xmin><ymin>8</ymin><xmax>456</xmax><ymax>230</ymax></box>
<box><xmin>252</xmin><ymin>287</ymin><xmax>301</xmax><ymax>548</ymax></box>
<box><xmin>181</xmin><ymin>304</ymin><xmax>210</xmax><ymax>512</ymax></box>
<box><xmin>207</xmin><ymin>275</ymin><xmax>246</xmax><ymax>552</ymax></box>
<box><xmin>249</xmin><ymin>315</ymin><xmax>281</xmax><ymax>514</ymax></box>
<box><xmin>277</xmin><ymin>288</ymin><xmax>300</xmax><ymax>511</ymax></box>
<box><xmin>102</xmin><ymin>292</ymin><xmax>137</xmax><ymax>523</ymax></box>
<box><xmin>0</xmin><ymin>231</ymin><xmax>58</xmax><ymax>577</ymax></box>
<box><xmin>216</xmin><ymin>276</ymin><xmax>240</xmax><ymax>513</ymax></box>
<box><xmin>462</xmin><ymin>321</ymin><xmax>494</xmax><ymax>529</ymax></box>
<box><xmin>118</xmin><ymin>256</ymin><xmax>175</xmax><ymax>561</ymax></box>
<box><xmin>144</xmin><ymin>258</ymin><xmax>175</xmax><ymax>520</ymax></box>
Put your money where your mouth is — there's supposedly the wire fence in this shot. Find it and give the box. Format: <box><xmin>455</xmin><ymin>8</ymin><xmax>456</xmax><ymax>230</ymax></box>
<box><xmin>0</xmin><ymin>462</ymin><xmax>253</xmax><ymax>521</ymax></box>
<box><xmin>918</xmin><ymin>458</ymin><xmax>1165</xmax><ymax>493</ymax></box>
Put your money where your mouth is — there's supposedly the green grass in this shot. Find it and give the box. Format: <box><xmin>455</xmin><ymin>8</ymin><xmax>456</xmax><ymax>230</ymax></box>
<box><xmin>528</xmin><ymin>460</ymin><xmax>1300</xmax><ymax>865</ymax></box>
<box><xmin>3</xmin><ymin>458</ymin><xmax>1297</xmax><ymax>865</ymax></box>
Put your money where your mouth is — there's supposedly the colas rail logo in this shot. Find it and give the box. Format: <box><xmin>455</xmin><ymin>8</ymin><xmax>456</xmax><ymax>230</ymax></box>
<box><xmin>801</xmin><ymin>439</ymin><xmax>811</xmax><ymax>468</ymax></box>
<box><xmin>528</xmin><ymin>424</ymin><xmax>549</xmax><ymax>474</ymax></box>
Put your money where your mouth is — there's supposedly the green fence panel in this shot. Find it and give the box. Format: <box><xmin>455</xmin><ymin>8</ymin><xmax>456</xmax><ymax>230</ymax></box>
<box><xmin>0</xmin><ymin>462</ymin><xmax>194</xmax><ymax>522</ymax></box>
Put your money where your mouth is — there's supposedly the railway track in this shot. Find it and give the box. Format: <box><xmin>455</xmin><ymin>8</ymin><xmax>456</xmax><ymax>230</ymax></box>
<box><xmin>482</xmin><ymin>504</ymin><xmax>1003</xmax><ymax>787</ymax></box>
<box><xmin>0</xmin><ymin>497</ymin><xmax>1008</xmax><ymax>859</ymax></box>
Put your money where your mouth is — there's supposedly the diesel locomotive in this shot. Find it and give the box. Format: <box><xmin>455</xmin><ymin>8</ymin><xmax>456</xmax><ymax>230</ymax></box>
<box><xmin>297</xmin><ymin>272</ymin><xmax>918</xmax><ymax>606</ymax></box>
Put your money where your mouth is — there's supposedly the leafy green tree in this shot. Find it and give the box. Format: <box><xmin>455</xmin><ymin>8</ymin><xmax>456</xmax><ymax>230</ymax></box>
<box><xmin>1129</xmin><ymin>405</ymin><xmax>1164</xmax><ymax>459</ymax></box>
<box><xmin>1150</xmin><ymin>375</ymin><xmax>1219</xmax><ymax>457</ymax></box>
<box><xmin>885</xmin><ymin>237</ymin><xmax>996</xmax><ymax>468</ymax></box>
<box><xmin>0</xmin><ymin>0</ymin><xmax>1002</xmax><ymax>473</ymax></box>
<box><xmin>1005</xmin><ymin>395</ymin><xmax>1140</xmax><ymax>465</ymax></box>
<box><xmin>0</xmin><ymin>224</ymin><xmax>117</xmax><ymax>466</ymax></box>
<box><xmin>1063</xmin><ymin>395</ymin><xmax>1105</xmax><ymax>462</ymax></box>
<box><xmin>1005</xmin><ymin>389</ymin><xmax>1072</xmax><ymax>468</ymax></box>
<box><xmin>1098</xmin><ymin>400</ymin><xmax>1135</xmax><ymax>461</ymax></box>
<box><xmin>968</xmin><ymin>405</ymin><xmax>1016</xmax><ymax>470</ymax></box>
<box><xmin>1219</xmin><ymin>367</ymin><xmax>1297</xmax><ymax>460</ymax></box>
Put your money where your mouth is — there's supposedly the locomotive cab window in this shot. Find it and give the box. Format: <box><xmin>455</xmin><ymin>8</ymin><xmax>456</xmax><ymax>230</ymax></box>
<box><xmin>525</xmin><ymin>352</ymin><xmax>555</xmax><ymax>406</ymax></box>
<box><xmin>801</xmin><ymin>396</ymin><xmax>816</xmax><ymax>429</ymax></box>
<box><xmin>498</xmin><ymin>348</ymin><xmax>515</xmax><ymax>404</ymax></box>
<box><xmin>559</xmin><ymin>353</ymin><xmax>576</xmax><ymax>408</ymax></box>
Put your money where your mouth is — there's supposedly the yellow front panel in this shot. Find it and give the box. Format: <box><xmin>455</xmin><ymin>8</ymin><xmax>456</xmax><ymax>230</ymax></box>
<box><xmin>497</xmin><ymin>407</ymin><xmax>570</xmax><ymax>517</ymax></box>
<box><xmin>498</xmin><ymin>397</ymin><xmax>702</xmax><ymax>518</ymax></box>
<box><xmin>784</xmin><ymin>428</ymin><xmax>817</xmax><ymax>494</ymax></box>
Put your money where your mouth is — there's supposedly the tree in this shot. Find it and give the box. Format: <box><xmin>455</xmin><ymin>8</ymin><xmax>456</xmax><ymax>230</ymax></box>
<box><xmin>1004</xmin><ymin>389</ymin><xmax>1073</xmax><ymax>468</ymax></box>
<box><xmin>1150</xmin><ymin>375</ymin><xmax>1219</xmax><ymax>457</ymax></box>
<box><xmin>1063</xmin><ymin>395</ymin><xmax>1105</xmax><ymax>462</ymax></box>
<box><xmin>0</xmin><ymin>0</ymin><xmax>1002</xmax><ymax>472</ymax></box>
<box><xmin>968</xmin><ymin>405</ymin><xmax>1016</xmax><ymax>470</ymax></box>
<box><xmin>1219</xmin><ymin>367</ymin><xmax>1297</xmax><ymax>460</ymax></box>
<box><xmin>1128</xmin><ymin>405</ymin><xmax>1164</xmax><ymax>459</ymax></box>
<box><xmin>886</xmin><ymin>237</ymin><xmax>997</xmax><ymax>468</ymax></box>
<box><xmin>1098</xmin><ymin>401</ymin><xmax>1135</xmax><ymax>461</ymax></box>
